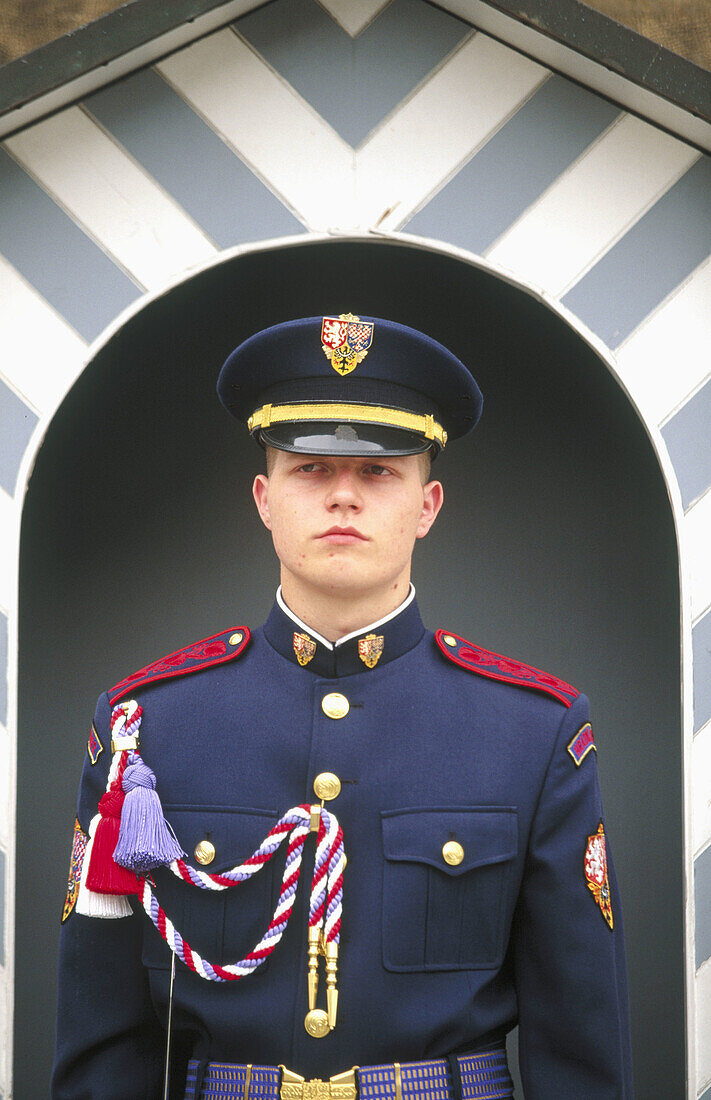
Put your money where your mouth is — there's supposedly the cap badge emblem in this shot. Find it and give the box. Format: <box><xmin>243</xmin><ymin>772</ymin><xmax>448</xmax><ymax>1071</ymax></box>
<box><xmin>584</xmin><ymin>822</ymin><xmax>613</xmax><ymax>930</ymax></box>
<box><xmin>293</xmin><ymin>632</ymin><xmax>317</xmax><ymax>666</ymax></box>
<box><xmin>358</xmin><ymin>633</ymin><xmax>384</xmax><ymax>669</ymax></box>
<box><xmin>321</xmin><ymin>313</ymin><xmax>374</xmax><ymax>376</ymax></box>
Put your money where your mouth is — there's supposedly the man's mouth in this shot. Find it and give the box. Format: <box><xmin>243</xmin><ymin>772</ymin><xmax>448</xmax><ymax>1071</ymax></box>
<box><xmin>318</xmin><ymin>527</ymin><xmax>369</xmax><ymax>543</ymax></box>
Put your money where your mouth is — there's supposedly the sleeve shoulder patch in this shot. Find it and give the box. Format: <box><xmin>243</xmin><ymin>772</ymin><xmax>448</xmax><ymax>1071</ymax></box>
<box><xmin>87</xmin><ymin>723</ymin><xmax>104</xmax><ymax>765</ymax></box>
<box><xmin>108</xmin><ymin>626</ymin><xmax>251</xmax><ymax>705</ymax></box>
<box><xmin>62</xmin><ymin>818</ymin><xmax>88</xmax><ymax>923</ymax></box>
<box><xmin>435</xmin><ymin>629</ymin><xmax>580</xmax><ymax>708</ymax></box>
<box><xmin>567</xmin><ymin>722</ymin><xmax>596</xmax><ymax>765</ymax></box>
<box><xmin>584</xmin><ymin>822</ymin><xmax>613</xmax><ymax>929</ymax></box>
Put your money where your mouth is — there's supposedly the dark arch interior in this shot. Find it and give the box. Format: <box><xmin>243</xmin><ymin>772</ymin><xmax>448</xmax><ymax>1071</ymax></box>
<box><xmin>17</xmin><ymin>238</ymin><xmax>682</xmax><ymax>1096</ymax></box>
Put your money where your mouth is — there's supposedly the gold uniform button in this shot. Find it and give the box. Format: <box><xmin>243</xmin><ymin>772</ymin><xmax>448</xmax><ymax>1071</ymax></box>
<box><xmin>442</xmin><ymin>634</ymin><xmax>457</xmax><ymax>647</ymax></box>
<box><xmin>321</xmin><ymin>692</ymin><xmax>349</xmax><ymax>719</ymax></box>
<box><xmin>442</xmin><ymin>840</ymin><xmax>464</xmax><ymax>866</ymax></box>
<box><xmin>304</xmin><ymin>1008</ymin><xmax>330</xmax><ymax>1038</ymax></box>
<box><xmin>195</xmin><ymin>840</ymin><xmax>216</xmax><ymax>865</ymax></box>
<box><xmin>229</xmin><ymin>632</ymin><xmax>243</xmax><ymax>646</ymax></box>
<box><xmin>313</xmin><ymin>772</ymin><xmax>342</xmax><ymax>801</ymax></box>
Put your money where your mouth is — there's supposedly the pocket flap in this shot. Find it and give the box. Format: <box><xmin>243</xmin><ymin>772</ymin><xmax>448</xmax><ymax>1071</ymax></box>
<box><xmin>382</xmin><ymin>807</ymin><xmax>518</xmax><ymax>876</ymax></box>
<box><xmin>163</xmin><ymin>804</ymin><xmax>278</xmax><ymax>873</ymax></box>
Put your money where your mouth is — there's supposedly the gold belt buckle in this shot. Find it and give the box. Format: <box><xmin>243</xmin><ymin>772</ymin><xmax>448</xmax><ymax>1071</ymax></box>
<box><xmin>279</xmin><ymin>1066</ymin><xmax>358</xmax><ymax>1100</ymax></box>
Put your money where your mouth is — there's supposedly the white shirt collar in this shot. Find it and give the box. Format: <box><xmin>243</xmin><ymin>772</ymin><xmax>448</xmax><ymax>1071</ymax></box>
<box><xmin>276</xmin><ymin>584</ymin><xmax>416</xmax><ymax>650</ymax></box>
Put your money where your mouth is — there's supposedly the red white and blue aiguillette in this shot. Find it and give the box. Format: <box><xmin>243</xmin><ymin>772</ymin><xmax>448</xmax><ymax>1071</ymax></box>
<box><xmin>72</xmin><ymin>632</ymin><xmax>346</xmax><ymax>1034</ymax></box>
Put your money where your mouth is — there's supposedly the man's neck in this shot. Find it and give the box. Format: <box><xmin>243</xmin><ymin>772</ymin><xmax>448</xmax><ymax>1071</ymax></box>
<box><xmin>279</xmin><ymin>576</ymin><xmax>413</xmax><ymax>643</ymax></box>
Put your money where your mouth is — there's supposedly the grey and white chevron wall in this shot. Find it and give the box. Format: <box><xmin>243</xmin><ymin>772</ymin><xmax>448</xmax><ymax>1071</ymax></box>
<box><xmin>0</xmin><ymin>0</ymin><xmax>710</xmax><ymax>1094</ymax></box>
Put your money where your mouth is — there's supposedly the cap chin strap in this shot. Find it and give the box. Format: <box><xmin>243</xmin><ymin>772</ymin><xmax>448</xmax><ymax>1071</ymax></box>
<box><xmin>247</xmin><ymin>402</ymin><xmax>447</xmax><ymax>450</ymax></box>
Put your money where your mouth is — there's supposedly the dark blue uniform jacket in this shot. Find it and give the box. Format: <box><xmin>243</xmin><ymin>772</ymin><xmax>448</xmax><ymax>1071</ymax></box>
<box><xmin>53</xmin><ymin>598</ymin><xmax>633</xmax><ymax>1098</ymax></box>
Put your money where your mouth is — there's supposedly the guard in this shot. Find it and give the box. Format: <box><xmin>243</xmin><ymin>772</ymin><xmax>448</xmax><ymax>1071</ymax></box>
<box><xmin>52</xmin><ymin>314</ymin><xmax>633</xmax><ymax>1098</ymax></box>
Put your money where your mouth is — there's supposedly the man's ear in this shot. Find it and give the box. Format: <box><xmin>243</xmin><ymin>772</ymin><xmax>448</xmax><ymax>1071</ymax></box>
<box><xmin>252</xmin><ymin>474</ymin><xmax>272</xmax><ymax>531</ymax></box>
<box><xmin>416</xmin><ymin>479</ymin><xmax>444</xmax><ymax>539</ymax></box>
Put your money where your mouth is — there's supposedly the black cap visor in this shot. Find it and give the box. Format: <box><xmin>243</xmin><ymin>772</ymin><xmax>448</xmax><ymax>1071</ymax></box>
<box><xmin>259</xmin><ymin>421</ymin><xmax>434</xmax><ymax>456</ymax></box>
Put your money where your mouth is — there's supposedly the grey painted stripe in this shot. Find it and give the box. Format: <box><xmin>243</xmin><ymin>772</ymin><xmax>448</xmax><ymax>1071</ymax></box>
<box><xmin>563</xmin><ymin>154</ymin><xmax>711</xmax><ymax>348</ymax></box>
<box><xmin>85</xmin><ymin>68</ymin><xmax>303</xmax><ymax>248</ymax></box>
<box><xmin>0</xmin><ymin>610</ymin><xmax>6</xmax><ymax>727</ymax></box>
<box><xmin>696</xmin><ymin>842</ymin><xmax>711</xmax><ymax>968</ymax></box>
<box><xmin>661</xmin><ymin>377</ymin><xmax>711</xmax><ymax>510</ymax></box>
<box><xmin>693</xmin><ymin>610</ymin><xmax>711</xmax><ymax>734</ymax></box>
<box><xmin>0</xmin><ymin>148</ymin><xmax>139</xmax><ymax>342</ymax></box>
<box><xmin>0</xmin><ymin>847</ymin><xmax>5</xmax><ymax>967</ymax></box>
<box><xmin>0</xmin><ymin>379</ymin><xmax>38</xmax><ymax>497</ymax></box>
<box><xmin>236</xmin><ymin>0</ymin><xmax>468</xmax><ymax>147</ymax></box>
<box><xmin>406</xmin><ymin>75</ymin><xmax>620</xmax><ymax>252</ymax></box>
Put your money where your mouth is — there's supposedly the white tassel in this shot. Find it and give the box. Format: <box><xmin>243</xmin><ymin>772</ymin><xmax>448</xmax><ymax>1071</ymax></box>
<box><xmin>76</xmin><ymin>813</ymin><xmax>132</xmax><ymax>919</ymax></box>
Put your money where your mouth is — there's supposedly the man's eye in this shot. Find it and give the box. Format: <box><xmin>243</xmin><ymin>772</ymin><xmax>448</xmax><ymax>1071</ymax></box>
<box><xmin>297</xmin><ymin>463</ymin><xmax>323</xmax><ymax>473</ymax></box>
<box><xmin>365</xmin><ymin>464</ymin><xmax>390</xmax><ymax>476</ymax></box>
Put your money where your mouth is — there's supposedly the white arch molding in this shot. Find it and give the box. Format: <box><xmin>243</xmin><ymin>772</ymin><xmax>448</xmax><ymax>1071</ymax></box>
<box><xmin>6</xmin><ymin>230</ymin><xmax>696</xmax><ymax>1095</ymax></box>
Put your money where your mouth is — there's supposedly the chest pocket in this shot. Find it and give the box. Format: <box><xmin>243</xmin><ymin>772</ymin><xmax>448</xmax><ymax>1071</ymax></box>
<box><xmin>141</xmin><ymin>805</ymin><xmax>278</xmax><ymax>972</ymax></box>
<box><xmin>381</xmin><ymin>807</ymin><xmax>518</xmax><ymax>972</ymax></box>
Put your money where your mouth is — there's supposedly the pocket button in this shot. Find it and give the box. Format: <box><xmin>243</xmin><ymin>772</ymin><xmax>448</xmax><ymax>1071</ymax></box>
<box><xmin>442</xmin><ymin>840</ymin><xmax>464</xmax><ymax>866</ymax></box>
<box><xmin>195</xmin><ymin>839</ymin><xmax>216</xmax><ymax>865</ymax></box>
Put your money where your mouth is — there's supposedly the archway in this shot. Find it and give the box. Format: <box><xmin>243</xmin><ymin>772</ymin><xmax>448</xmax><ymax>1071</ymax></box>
<box><xmin>17</xmin><ymin>236</ymin><xmax>683</xmax><ymax>1095</ymax></box>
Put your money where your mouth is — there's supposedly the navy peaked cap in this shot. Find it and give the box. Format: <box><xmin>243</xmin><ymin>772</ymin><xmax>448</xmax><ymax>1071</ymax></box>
<box><xmin>217</xmin><ymin>314</ymin><xmax>483</xmax><ymax>456</ymax></box>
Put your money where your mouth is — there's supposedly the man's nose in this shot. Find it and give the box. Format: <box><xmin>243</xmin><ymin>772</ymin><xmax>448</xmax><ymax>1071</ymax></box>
<box><xmin>326</xmin><ymin>468</ymin><xmax>363</xmax><ymax>509</ymax></box>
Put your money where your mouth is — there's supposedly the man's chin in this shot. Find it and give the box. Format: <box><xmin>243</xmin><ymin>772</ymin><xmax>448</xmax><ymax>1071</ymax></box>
<box><xmin>301</xmin><ymin>567</ymin><xmax>380</xmax><ymax>599</ymax></box>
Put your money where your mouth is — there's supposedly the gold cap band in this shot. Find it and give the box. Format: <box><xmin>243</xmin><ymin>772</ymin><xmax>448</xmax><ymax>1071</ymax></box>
<box><xmin>247</xmin><ymin>401</ymin><xmax>447</xmax><ymax>449</ymax></box>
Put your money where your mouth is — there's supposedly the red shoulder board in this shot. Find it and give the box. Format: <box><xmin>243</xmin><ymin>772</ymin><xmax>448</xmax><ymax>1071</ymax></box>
<box><xmin>109</xmin><ymin>627</ymin><xmax>250</xmax><ymax>705</ymax></box>
<box><xmin>435</xmin><ymin>629</ymin><xmax>579</xmax><ymax>707</ymax></box>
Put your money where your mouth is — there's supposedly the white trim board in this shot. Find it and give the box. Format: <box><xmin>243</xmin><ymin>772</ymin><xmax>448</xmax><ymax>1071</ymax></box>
<box><xmin>436</xmin><ymin>0</ymin><xmax>711</xmax><ymax>154</ymax></box>
<box><xmin>0</xmin><ymin>0</ymin><xmax>266</xmax><ymax>142</ymax></box>
<box><xmin>1</xmin><ymin>0</ymin><xmax>708</xmax><ymax>156</ymax></box>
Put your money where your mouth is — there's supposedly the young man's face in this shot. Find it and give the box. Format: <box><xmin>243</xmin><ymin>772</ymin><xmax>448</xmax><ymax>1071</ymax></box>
<box><xmin>252</xmin><ymin>450</ymin><xmax>443</xmax><ymax>604</ymax></box>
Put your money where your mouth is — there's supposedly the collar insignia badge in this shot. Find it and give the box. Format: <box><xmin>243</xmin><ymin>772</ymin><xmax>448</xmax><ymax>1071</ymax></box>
<box><xmin>321</xmin><ymin>313</ymin><xmax>374</xmax><ymax>376</ymax></box>
<box><xmin>293</xmin><ymin>632</ymin><xmax>317</xmax><ymax>666</ymax></box>
<box><xmin>358</xmin><ymin>633</ymin><xmax>384</xmax><ymax>669</ymax></box>
<box><xmin>584</xmin><ymin>822</ymin><xmax>613</xmax><ymax>930</ymax></box>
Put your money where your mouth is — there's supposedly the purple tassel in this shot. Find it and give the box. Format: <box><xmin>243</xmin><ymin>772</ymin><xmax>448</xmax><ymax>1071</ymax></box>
<box><xmin>113</xmin><ymin>751</ymin><xmax>185</xmax><ymax>874</ymax></box>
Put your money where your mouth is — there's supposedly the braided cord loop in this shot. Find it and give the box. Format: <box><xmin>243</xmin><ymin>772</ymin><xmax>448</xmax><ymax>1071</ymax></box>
<box><xmin>140</xmin><ymin>803</ymin><xmax>344</xmax><ymax>981</ymax></box>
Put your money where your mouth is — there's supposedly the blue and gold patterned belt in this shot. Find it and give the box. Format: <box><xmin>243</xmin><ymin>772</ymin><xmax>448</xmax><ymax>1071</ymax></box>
<box><xmin>184</xmin><ymin>1048</ymin><xmax>513</xmax><ymax>1100</ymax></box>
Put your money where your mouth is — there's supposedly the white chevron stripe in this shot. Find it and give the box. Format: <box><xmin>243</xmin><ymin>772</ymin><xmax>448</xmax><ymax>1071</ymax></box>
<box><xmin>614</xmin><ymin>256</ymin><xmax>711</xmax><ymax>430</ymax></box>
<box><xmin>685</xmin><ymin>492</ymin><xmax>711</xmax><ymax>625</ymax></box>
<box><xmin>0</xmin><ymin>721</ymin><xmax>10</xmax><ymax>846</ymax></box>
<box><xmin>487</xmin><ymin>114</ymin><xmax>699</xmax><ymax>296</ymax></box>
<box><xmin>158</xmin><ymin>29</ymin><xmax>548</xmax><ymax>233</ymax></box>
<box><xmin>698</xmin><ymin>959</ymin><xmax>711</xmax><ymax>1091</ymax></box>
<box><xmin>0</xmin><ymin>489</ymin><xmax>18</xmax><ymax>615</ymax></box>
<box><xmin>317</xmin><ymin>0</ymin><xmax>393</xmax><ymax>37</ymax></box>
<box><xmin>694</xmin><ymin>720</ymin><xmax>711</xmax><ymax>858</ymax></box>
<box><xmin>157</xmin><ymin>29</ymin><xmax>351</xmax><ymax>232</ymax></box>
<box><xmin>0</xmin><ymin>255</ymin><xmax>86</xmax><ymax>415</ymax></box>
<box><xmin>4</xmin><ymin>107</ymin><xmax>217</xmax><ymax>292</ymax></box>
<box><xmin>356</xmin><ymin>33</ymin><xmax>548</xmax><ymax>230</ymax></box>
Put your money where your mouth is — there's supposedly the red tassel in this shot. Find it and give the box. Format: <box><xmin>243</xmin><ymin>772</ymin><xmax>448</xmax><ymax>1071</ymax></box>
<box><xmin>85</xmin><ymin>787</ymin><xmax>140</xmax><ymax>895</ymax></box>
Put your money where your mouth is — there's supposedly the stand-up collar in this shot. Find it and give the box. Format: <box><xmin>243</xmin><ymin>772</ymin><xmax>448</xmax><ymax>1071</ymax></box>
<box><xmin>263</xmin><ymin>590</ymin><xmax>425</xmax><ymax>678</ymax></box>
